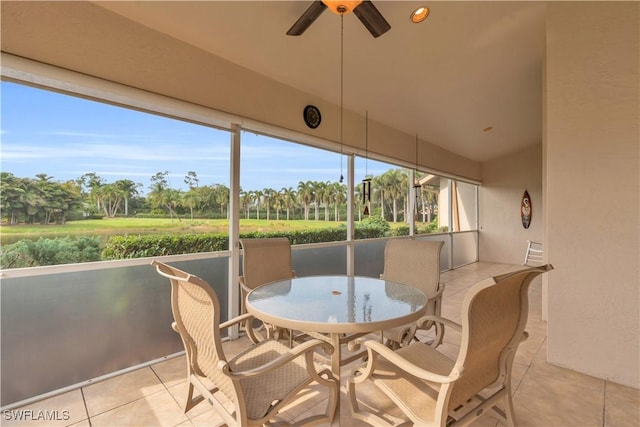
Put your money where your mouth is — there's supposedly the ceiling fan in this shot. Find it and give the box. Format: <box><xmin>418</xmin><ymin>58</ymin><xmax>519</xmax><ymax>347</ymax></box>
<box><xmin>287</xmin><ymin>0</ymin><xmax>391</xmax><ymax>38</ymax></box>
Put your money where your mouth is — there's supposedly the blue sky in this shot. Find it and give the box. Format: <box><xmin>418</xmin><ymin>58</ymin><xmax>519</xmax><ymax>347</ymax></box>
<box><xmin>1</xmin><ymin>82</ymin><xmax>390</xmax><ymax>195</ymax></box>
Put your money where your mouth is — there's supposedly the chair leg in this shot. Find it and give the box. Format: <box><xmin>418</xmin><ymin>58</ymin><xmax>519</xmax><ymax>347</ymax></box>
<box><xmin>184</xmin><ymin>381</ymin><xmax>196</xmax><ymax>413</ymax></box>
<box><xmin>503</xmin><ymin>390</ymin><xmax>517</xmax><ymax>426</ymax></box>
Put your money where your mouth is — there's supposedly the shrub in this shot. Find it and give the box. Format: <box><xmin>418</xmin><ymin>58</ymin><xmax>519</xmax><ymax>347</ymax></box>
<box><xmin>102</xmin><ymin>233</ymin><xmax>229</xmax><ymax>259</ymax></box>
<box><xmin>0</xmin><ymin>236</ymin><xmax>101</xmax><ymax>268</ymax></box>
<box><xmin>356</xmin><ymin>216</ymin><xmax>391</xmax><ymax>236</ymax></box>
<box><xmin>0</xmin><ymin>240</ymin><xmax>38</xmax><ymax>269</ymax></box>
<box><xmin>393</xmin><ymin>225</ymin><xmax>410</xmax><ymax>236</ymax></box>
<box><xmin>101</xmin><ymin>224</ymin><xmax>392</xmax><ymax>260</ymax></box>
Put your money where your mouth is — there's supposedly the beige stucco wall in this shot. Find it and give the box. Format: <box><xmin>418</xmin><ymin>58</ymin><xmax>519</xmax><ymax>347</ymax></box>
<box><xmin>479</xmin><ymin>144</ymin><xmax>543</xmax><ymax>265</ymax></box>
<box><xmin>545</xmin><ymin>2</ymin><xmax>639</xmax><ymax>388</ymax></box>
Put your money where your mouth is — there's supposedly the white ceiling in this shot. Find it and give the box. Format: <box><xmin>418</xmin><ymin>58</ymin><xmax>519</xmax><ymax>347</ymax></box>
<box><xmin>95</xmin><ymin>1</ymin><xmax>546</xmax><ymax>163</ymax></box>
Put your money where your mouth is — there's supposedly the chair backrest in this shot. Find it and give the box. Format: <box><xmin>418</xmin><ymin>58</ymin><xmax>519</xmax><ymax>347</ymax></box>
<box><xmin>239</xmin><ymin>237</ymin><xmax>295</xmax><ymax>290</ymax></box>
<box><xmin>449</xmin><ymin>264</ymin><xmax>553</xmax><ymax>410</ymax></box>
<box><xmin>523</xmin><ymin>240</ymin><xmax>544</xmax><ymax>265</ymax></box>
<box><xmin>381</xmin><ymin>238</ymin><xmax>444</xmax><ymax>299</ymax></box>
<box><xmin>151</xmin><ymin>261</ymin><xmax>236</xmax><ymax>403</ymax></box>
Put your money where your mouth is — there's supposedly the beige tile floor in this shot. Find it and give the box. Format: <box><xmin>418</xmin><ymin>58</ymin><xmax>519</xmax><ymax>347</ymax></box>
<box><xmin>3</xmin><ymin>263</ymin><xmax>639</xmax><ymax>427</ymax></box>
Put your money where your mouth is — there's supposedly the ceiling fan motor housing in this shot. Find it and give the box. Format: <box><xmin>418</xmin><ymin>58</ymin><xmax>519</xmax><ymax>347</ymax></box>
<box><xmin>322</xmin><ymin>0</ymin><xmax>362</xmax><ymax>15</ymax></box>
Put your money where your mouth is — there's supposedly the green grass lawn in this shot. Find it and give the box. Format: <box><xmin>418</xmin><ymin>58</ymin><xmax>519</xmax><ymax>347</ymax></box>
<box><xmin>0</xmin><ymin>218</ymin><xmax>349</xmax><ymax>245</ymax></box>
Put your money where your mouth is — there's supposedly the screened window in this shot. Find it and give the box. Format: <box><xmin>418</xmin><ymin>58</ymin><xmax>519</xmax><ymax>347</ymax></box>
<box><xmin>0</xmin><ymin>82</ymin><xmax>230</xmax><ymax>267</ymax></box>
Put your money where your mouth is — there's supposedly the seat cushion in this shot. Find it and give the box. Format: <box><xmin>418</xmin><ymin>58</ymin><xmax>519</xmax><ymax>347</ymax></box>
<box><xmin>228</xmin><ymin>339</ymin><xmax>311</xmax><ymax>419</ymax></box>
<box><xmin>372</xmin><ymin>342</ymin><xmax>455</xmax><ymax>423</ymax></box>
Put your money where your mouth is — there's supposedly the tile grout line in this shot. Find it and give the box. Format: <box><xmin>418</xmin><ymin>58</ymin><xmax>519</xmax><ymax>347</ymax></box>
<box><xmin>82</xmin><ymin>367</ymin><xmax>172</xmax><ymax>422</ymax></box>
<box><xmin>79</xmin><ymin>387</ymin><xmax>92</xmax><ymax>427</ymax></box>
<box><xmin>149</xmin><ymin>364</ymin><xmax>190</xmax><ymax>422</ymax></box>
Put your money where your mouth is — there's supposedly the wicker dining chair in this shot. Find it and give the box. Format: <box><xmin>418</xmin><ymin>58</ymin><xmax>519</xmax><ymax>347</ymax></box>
<box><xmin>349</xmin><ymin>264</ymin><xmax>553</xmax><ymax>427</ymax></box>
<box><xmin>152</xmin><ymin>260</ymin><xmax>337</xmax><ymax>426</ymax></box>
<box><xmin>379</xmin><ymin>238</ymin><xmax>445</xmax><ymax>348</ymax></box>
<box><xmin>239</xmin><ymin>237</ymin><xmax>297</xmax><ymax>343</ymax></box>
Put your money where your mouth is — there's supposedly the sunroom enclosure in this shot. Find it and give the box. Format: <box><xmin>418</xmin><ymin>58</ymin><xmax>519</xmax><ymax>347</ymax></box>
<box><xmin>0</xmin><ymin>63</ymin><xmax>479</xmax><ymax>408</ymax></box>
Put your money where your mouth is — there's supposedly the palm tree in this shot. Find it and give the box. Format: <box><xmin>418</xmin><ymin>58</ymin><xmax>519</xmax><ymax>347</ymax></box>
<box><xmin>262</xmin><ymin>188</ymin><xmax>276</xmax><ymax>220</ymax></box>
<box><xmin>331</xmin><ymin>182</ymin><xmax>346</xmax><ymax>221</ymax></box>
<box><xmin>424</xmin><ymin>185</ymin><xmax>439</xmax><ymax>223</ymax></box>
<box><xmin>280</xmin><ymin>187</ymin><xmax>297</xmax><ymax>220</ymax></box>
<box><xmin>315</xmin><ymin>181</ymin><xmax>331</xmax><ymax>221</ymax></box>
<box><xmin>97</xmin><ymin>183</ymin><xmax>125</xmax><ymax>217</ymax></box>
<box><xmin>183</xmin><ymin>172</ymin><xmax>199</xmax><ymax>221</ymax></box>
<box><xmin>372</xmin><ymin>174</ymin><xmax>387</xmax><ymax>220</ymax></box>
<box><xmin>376</xmin><ymin>169</ymin><xmax>407</xmax><ymax>223</ymax></box>
<box><xmin>273</xmin><ymin>191</ymin><xmax>284</xmax><ymax>220</ymax></box>
<box><xmin>251</xmin><ymin>190</ymin><xmax>263</xmax><ymax>220</ymax></box>
<box><xmin>214</xmin><ymin>184</ymin><xmax>230</xmax><ymax>218</ymax></box>
<box><xmin>297</xmin><ymin>181</ymin><xmax>314</xmax><ymax>221</ymax></box>
<box><xmin>114</xmin><ymin>179</ymin><xmax>140</xmax><ymax>216</ymax></box>
<box><xmin>387</xmin><ymin>169</ymin><xmax>405</xmax><ymax>223</ymax></box>
<box><xmin>79</xmin><ymin>172</ymin><xmax>105</xmax><ymax>212</ymax></box>
<box><xmin>397</xmin><ymin>169</ymin><xmax>410</xmax><ymax>223</ymax></box>
<box><xmin>308</xmin><ymin>181</ymin><xmax>322</xmax><ymax>221</ymax></box>
<box><xmin>182</xmin><ymin>190</ymin><xmax>199</xmax><ymax>221</ymax></box>
<box><xmin>34</xmin><ymin>174</ymin><xmax>57</xmax><ymax>224</ymax></box>
<box><xmin>148</xmin><ymin>171</ymin><xmax>181</xmax><ymax>221</ymax></box>
<box><xmin>164</xmin><ymin>189</ymin><xmax>183</xmax><ymax>221</ymax></box>
<box><xmin>239</xmin><ymin>189</ymin><xmax>252</xmax><ymax>219</ymax></box>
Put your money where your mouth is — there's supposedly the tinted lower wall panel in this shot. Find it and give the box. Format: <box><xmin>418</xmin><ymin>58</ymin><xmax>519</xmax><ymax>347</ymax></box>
<box><xmin>0</xmin><ymin>257</ymin><xmax>229</xmax><ymax>406</ymax></box>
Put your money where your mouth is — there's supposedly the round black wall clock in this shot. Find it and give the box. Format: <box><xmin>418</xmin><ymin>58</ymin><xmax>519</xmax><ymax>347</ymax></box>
<box><xmin>303</xmin><ymin>105</ymin><xmax>321</xmax><ymax>129</ymax></box>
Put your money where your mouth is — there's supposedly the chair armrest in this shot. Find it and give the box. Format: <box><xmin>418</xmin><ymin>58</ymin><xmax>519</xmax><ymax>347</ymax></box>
<box><xmin>219</xmin><ymin>338</ymin><xmax>332</xmax><ymax>379</ymax></box>
<box><xmin>219</xmin><ymin>313</ymin><xmax>255</xmax><ymax>331</ymax></box>
<box><xmin>359</xmin><ymin>340</ymin><xmax>463</xmax><ymax>384</ymax></box>
<box><xmin>417</xmin><ymin>315</ymin><xmax>461</xmax><ymax>332</ymax></box>
<box><xmin>239</xmin><ymin>276</ymin><xmax>253</xmax><ymax>294</ymax></box>
<box><xmin>432</xmin><ymin>282</ymin><xmax>445</xmax><ymax>299</ymax></box>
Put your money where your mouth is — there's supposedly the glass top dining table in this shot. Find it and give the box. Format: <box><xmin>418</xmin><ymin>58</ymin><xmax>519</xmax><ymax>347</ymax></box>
<box><xmin>246</xmin><ymin>275</ymin><xmax>428</xmax><ymax>335</ymax></box>
<box><xmin>245</xmin><ymin>275</ymin><xmax>427</xmax><ymax>425</ymax></box>
<box><xmin>246</xmin><ymin>275</ymin><xmax>427</xmax><ymax>425</ymax></box>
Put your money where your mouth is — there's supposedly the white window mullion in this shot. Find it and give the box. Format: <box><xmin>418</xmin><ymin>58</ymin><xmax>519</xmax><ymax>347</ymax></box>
<box><xmin>346</xmin><ymin>154</ymin><xmax>355</xmax><ymax>275</ymax></box>
<box><xmin>227</xmin><ymin>124</ymin><xmax>241</xmax><ymax>338</ymax></box>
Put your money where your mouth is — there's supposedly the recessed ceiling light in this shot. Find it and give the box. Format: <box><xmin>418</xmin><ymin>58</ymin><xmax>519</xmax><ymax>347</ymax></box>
<box><xmin>411</xmin><ymin>6</ymin><xmax>430</xmax><ymax>23</ymax></box>
<box><xmin>483</xmin><ymin>126</ymin><xmax>494</xmax><ymax>132</ymax></box>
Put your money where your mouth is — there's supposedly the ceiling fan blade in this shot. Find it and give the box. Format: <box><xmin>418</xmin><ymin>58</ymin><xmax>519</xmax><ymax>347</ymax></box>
<box><xmin>353</xmin><ymin>1</ymin><xmax>391</xmax><ymax>38</ymax></box>
<box><xmin>286</xmin><ymin>1</ymin><xmax>327</xmax><ymax>36</ymax></box>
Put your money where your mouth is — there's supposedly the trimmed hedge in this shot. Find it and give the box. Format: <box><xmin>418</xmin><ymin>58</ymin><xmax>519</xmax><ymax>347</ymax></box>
<box><xmin>101</xmin><ymin>222</ymin><xmax>390</xmax><ymax>260</ymax></box>
<box><xmin>101</xmin><ymin>233</ymin><xmax>229</xmax><ymax>259</ymax></box>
